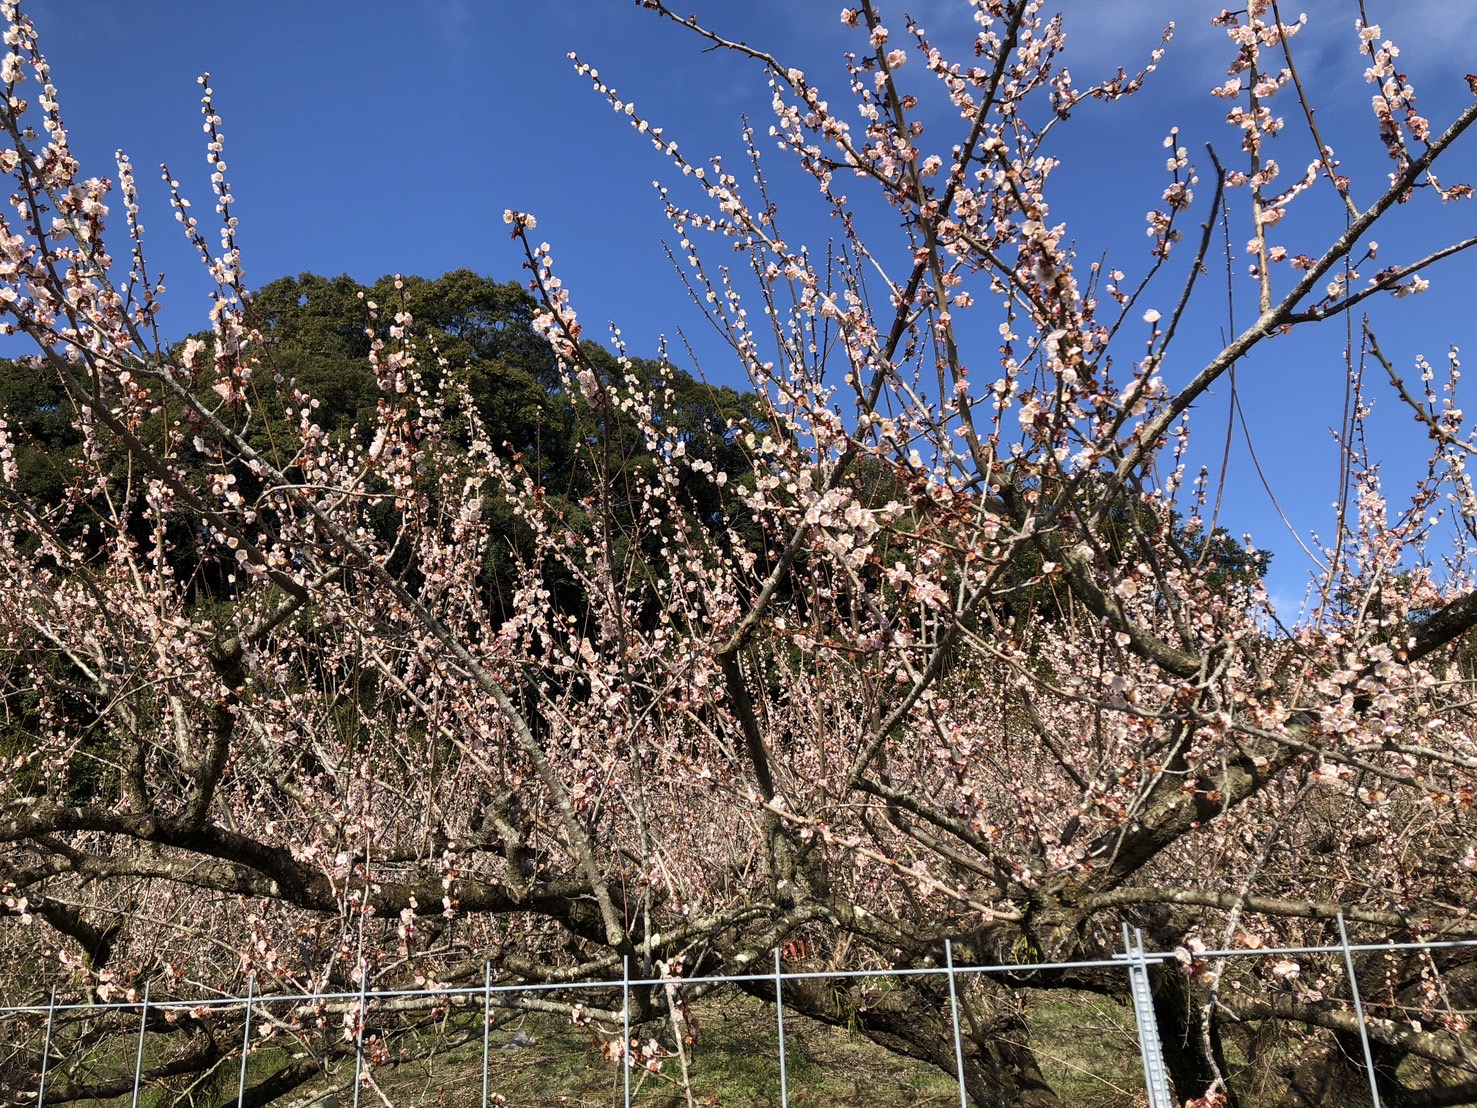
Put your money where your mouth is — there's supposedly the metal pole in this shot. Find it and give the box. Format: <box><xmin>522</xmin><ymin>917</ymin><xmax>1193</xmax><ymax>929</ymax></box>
<box><xmin>237</xmin><ymin>973</ymin><xmax>254</xmax><ymax>1107</ymax></box>
<box><xmin>1338</xmin><ymin>912</ymin><xmax>1383</xmax><ymax>1107</ymax></box>
<box><xmin>1120</xmin><ymin>924</ymin><xmax>1174</xmax><ymax>1108</ymax></box>
<box><xmin>130</xmin><ymin>981</ymin><xmax>150</xmax><ymax>1108</ymax></box>
<box><xmin>352</xmin><ymin>953</ymin><xmax>367</xmax><ymax>1108</ymax></box>
<box><xmin>481</xmin><ymin>963</ymin><xmax>491</xmax><ymax>1108</ymax></box>
<box><xmin>944</xmin><ymin>939</ymin><xmax>969</xmax><ymax>1108</ymax></box>
<box><xmin>622</xmin><ymin>956</ymin><xmax>632</xmax><ymax>1108</ymax></box>
<box><xmin>36</xmin><ymin>984</ymin><xmax>56</xmax><ymax>1108</ymax></box>
<box><xmin>774</xmin><ymin>946</ymin><xmax>789</xmax><ymax>1108</ymax></box>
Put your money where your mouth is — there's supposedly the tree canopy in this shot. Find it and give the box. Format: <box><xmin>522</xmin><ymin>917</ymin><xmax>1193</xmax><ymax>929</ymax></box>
<box><xmin>1</xmin><ymin>3</ymin><xmax>1476</xmax><ymax>1106</ymax></box>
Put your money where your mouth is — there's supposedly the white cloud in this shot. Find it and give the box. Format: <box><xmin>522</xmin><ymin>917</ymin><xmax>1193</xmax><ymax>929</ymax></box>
<box><xmin>899</xmin><ymin>2</ymin><xmax>1477</xmax><ymax>86</ymax></box>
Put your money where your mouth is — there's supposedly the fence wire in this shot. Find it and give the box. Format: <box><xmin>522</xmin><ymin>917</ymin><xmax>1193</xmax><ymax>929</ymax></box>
<box><xmin>5</xmin><ymin>915</ymin><xmax>1475</xmax><ymax>1107</ymax></box>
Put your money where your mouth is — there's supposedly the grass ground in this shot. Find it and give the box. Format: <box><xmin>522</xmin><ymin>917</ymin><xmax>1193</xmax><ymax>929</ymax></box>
<box><xmin>282</xmin><ymin>988</ymin><xmax>1149</xmax><ymax>1107</ymax></box>
<box><xmin>33</xmin><ymin>988</ymin><xmax>1152</xmax><ymax>1106</ymax></box>
<box><xmin>340</xmin><ymin>992</ymin><xmax>966</xmax><ymax>1107</ymax></box>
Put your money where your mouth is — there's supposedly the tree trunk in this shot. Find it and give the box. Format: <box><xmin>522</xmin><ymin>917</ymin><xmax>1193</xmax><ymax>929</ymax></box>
<box><xmin>1152</xmin><ymin>963</ymin><xmax>1225</xmax><ymax>1103</ymax></box>
<box><xmin>1272</xmin><ymin>1032</ymin><xmax>1401</xmax><ymax>1108</ymax></box>
<box><xmin>772</xmin><ymin>974</ymin><xmax>1063</xmax><ymax>1108</ymax></box>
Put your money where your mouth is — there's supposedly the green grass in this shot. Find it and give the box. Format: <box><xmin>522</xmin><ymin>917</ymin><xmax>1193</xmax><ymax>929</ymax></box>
<box><xmin>29</xmin><ymin>983</ymin><xmax>1468</xmax><ymax>1106</ymax></box>
<box><xmin>29</xmin><ymin>989</ymin><xmax>1147</xmax><ymax>1107</ymax></box>
<box><xmin>355</xmin><ymin>992</ymin><xmax>963</xmax><ymax>1107</ymax></box>
<box><xmin>1024</xmin><ymin>989</ymin><xmax>1146</xmax><ymax>1108</ymax></box>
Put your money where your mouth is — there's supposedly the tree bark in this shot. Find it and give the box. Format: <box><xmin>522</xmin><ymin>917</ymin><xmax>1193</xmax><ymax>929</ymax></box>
<box><xmin>771</xmin><ymin>973</ymin><xmax>1063</xmax><ymax>1108</ymax></box>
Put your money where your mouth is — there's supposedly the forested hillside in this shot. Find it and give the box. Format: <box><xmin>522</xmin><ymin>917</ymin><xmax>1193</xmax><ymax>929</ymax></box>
<box><xmin>1</xmin><ymin>270</ymin><xmax>765</xmax><ymax>620</ymax></box>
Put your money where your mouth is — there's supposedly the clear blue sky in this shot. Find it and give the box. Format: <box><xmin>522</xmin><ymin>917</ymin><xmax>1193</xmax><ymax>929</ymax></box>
<box><xmin>17</xmin><ymin>1</ymin><xmax>1477</xmax><ymax>615</ymax></box>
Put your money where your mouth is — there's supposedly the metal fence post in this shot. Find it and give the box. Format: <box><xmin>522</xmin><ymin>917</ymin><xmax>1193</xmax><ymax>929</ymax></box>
<box><xmin>237</xmin><ymin>973</ymin><xmax>254</xmax><ymax>1107</ymax></box>
<box><xmin>352</xmin><ymin>955</ymin><xmax>368</xmax><ymax>1108</ymax></box>
<box><xmin>130</xmin><ymin>981</ymin><xmax>150</xmax><ymax>1108</ymax></box>
<box><xmin>773</xmin><ymin>946</ymin><xmax>789</xmax><ymax>1108</ymax></box>
<box><xmin>622</xmin><ymin>956</ymin><xmax>632</xmax><ymax>1108</ymax></box>
<box><xmin>1119</xmin><ymin>924</ymin><xmax>1174</xmax><ymax>1108</ymax></box>
<box><xmin>36</xmin><ymin>984</ymin><xmax>56</xmax><ymax>1108</ymax></box>
<box><xmin>481</xmin><ymin>962</ymin><xmax>492</xmax><ymax>1108</ymax></box>
<box><xmin>1338</xmin><ymin>912</ymin><xmax>1383</xmax><ymax>1107</ymax></box>
<box><xmin>943</xmin><ymin>940</ymin><xmax>969</xmax><ymax>1108</ymax></box>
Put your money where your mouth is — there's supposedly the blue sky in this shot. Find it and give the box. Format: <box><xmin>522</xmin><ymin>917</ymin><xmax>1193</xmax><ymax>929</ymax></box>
<box><xmin>17</xmin><ymin>1</ymin><xmax>1477</xmax><ymax>614</ymax></box>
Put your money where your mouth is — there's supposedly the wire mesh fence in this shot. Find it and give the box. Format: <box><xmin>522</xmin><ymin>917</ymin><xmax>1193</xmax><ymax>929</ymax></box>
<box><xmin>4</xmin><ymin>915</ymin><xmax>1476</xmax><ymax>1107</ymax></box>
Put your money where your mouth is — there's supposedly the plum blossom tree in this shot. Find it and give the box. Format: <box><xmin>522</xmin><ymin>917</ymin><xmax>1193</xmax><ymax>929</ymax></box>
<box><xmin>2</xmin><ymin>0</ymin><xmax>1477</xmax><ymax>1104</ymax></box>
